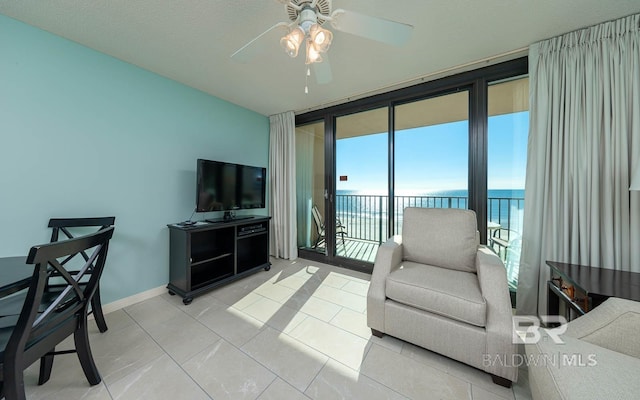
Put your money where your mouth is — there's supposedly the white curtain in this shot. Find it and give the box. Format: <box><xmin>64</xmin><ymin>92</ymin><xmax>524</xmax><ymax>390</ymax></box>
<box><xmin>269</xmin><ymin>111</ymin><xmax>298</xmax><ymax>260</ymax></box>
<box><xmin>518</xmin><ymin>14</ymin><xmax>640</xmax><ymax>316</ymax></box>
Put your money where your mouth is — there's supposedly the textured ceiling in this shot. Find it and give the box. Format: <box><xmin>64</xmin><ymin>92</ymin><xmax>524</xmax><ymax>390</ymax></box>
<box><xmin>2</xmin><ymin>0</ymin><xmax>639</xmax><ymax>116</ymax></box>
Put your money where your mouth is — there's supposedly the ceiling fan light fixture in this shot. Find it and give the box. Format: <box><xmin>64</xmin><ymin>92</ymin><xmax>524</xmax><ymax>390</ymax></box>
<box><xmin>280</xmin><ymin>26</ymin><xmax>305</xmax><ymax>58</ymax></box>
<box><xmin>309</xmin><ymin>23</ymin><xmax>333</xmax><ymax>53</ymax></box>
<box><xmin>305</xmin><ymin>39</ymin><xmax>323</xmax><ymax>64</ymax></box>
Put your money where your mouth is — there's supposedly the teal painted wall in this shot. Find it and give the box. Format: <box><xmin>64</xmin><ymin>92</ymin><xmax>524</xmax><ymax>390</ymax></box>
<box><xmin>0</xmin><ymin>15</ymin><xmax>270</xmax><ymax>304</ymax></box>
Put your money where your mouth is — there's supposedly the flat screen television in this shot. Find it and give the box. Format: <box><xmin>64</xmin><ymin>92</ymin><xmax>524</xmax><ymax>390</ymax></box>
<box><xmin>196</xmin><ymin>159</ymin><xmax>266</xmax><ymax>216</ymax></box>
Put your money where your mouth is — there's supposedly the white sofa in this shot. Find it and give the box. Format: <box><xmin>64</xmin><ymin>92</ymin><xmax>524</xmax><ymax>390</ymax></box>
<box><xmin>526</xmin><ymin>297</ymin><xmax>640</xmax><ymax>399</ymax></box>
<box><xmin>367</xmin><ymin>207</ymin><xmax>518</xmax><ymax>386</ymax></box>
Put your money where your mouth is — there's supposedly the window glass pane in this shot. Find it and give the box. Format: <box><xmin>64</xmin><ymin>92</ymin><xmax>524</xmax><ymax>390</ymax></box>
<box><xmin>335</xmin><ymin>107</ymin><xmax>388</xmax><ymax>263</ymax></box>
<box><xmin>487</xmin><ymin>77</ymin><xmax>529</xmax><ymax>293</ymax></box>
<box><xmin>295</xmin><ymin>121</ymin><xmax>326</xmax><ymax>254</ymax></box>
<box><xmin>394</xmin><ymin>91</ymin><xmax>469</xmax><ymax>234</ymax></box>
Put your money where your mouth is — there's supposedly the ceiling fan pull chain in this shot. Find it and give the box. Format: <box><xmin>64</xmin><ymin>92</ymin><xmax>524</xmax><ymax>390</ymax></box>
<box><xmin>305</xmin><ymin>66</ymin><xmax>311</xmax><ymax>94</ymax></box>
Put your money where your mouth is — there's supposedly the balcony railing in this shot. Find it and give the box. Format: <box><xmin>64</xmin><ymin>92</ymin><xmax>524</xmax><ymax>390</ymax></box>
<box><xmin>335</xmin><ymin>194</ymin><xmax>524</xmax><ymax>244</ymax></box>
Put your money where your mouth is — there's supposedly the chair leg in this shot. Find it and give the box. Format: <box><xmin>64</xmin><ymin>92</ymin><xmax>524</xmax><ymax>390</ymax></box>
<box><xmin>74</xmin><ymin>314</ymin><xmax>101</xmax><ymax>385</ymax></box>
<box><xmin>490</xmin><ymin>374</ymin><xmax>512</xmax><ymax>388</ymax></box>
<box><xmin>38</xmin><ymin>351</ymin><xmax>55</xmax><ymax>385</ymax></box>
<box><xmin>91</xmin><ymin>286</ymin><xmax>108</xmax><ymax>333</ymax></box>
<box><xmin>4</xmin><ymin>367</ymin><xmax>26</xmax><ymax>400</ymax></box>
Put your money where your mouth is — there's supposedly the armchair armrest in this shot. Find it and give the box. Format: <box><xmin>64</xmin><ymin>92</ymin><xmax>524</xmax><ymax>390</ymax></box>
<box><xmin>564</xmin><ymin>297</ymin><xmax>640</xmax><ymax>358</ymax></box>
<box><xmin>476</xmin><ymin>246</ymin><xmax>512</xmax><ymax>324</ymax></box>
<box><xmin>367</xmin><ymin>235</ymin><xmax>403</xmax><ymax>332</ymax></box>
<box><xmin>526</xmin><ymin>330</ymin><xmax>640</xmax><ymax>400</ymax></box>
<box><xmin>476</xmin><ymin>246</ymin><xmax>517</xmax><ymax>381</ymax></box>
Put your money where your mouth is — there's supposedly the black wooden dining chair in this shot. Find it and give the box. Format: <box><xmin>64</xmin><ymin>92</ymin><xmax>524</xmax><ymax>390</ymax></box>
<box><xmin>48</xmin><ymin>217</ymin><xmax>115</xmax><ymax>333</ymax></box>
<box><xmin>0</xmin><ymin>227</ymin><xmax>114</xmax><ymax>400</ymax></box>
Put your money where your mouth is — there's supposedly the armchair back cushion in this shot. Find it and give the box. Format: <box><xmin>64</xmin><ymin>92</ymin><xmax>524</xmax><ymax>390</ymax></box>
<box><xmin>402</xmin><ymin>207</ymin><xmax>479</xmax><ymax>273</ymax></box>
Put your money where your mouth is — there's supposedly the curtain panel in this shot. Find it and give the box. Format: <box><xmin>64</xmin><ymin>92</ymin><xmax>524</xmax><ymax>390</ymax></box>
<box><xmin>269</xmin><ymin>111</ymin><xmax>298</xmax><ymax>260</ymax></box>
<box><xmin>518</xmin><ymin>14</ymin><xmax>640</xmax><ymax>316</ymax></box>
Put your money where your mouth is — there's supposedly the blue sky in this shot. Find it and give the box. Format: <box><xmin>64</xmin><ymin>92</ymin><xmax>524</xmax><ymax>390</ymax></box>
<box><xmin>336</xmin><ymin>111</ymin><xmax>529</xmax><ymax>194</ymax></box>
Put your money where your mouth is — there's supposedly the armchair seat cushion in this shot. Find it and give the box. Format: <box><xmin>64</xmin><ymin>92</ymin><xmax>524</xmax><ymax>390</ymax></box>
<box><xmin>385</xmin><ymin>261</ymin><xmax>487</xmax><ymax>327</ymax></box>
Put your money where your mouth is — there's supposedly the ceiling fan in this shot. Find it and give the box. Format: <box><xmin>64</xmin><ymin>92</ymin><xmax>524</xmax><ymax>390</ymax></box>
<box><xmin>230</xmin><ymin>0</ymin><xmax>413</xmax><ymax>86</ymax></box>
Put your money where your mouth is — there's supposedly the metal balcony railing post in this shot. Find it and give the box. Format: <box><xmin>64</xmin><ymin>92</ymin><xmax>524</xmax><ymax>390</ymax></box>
<box><xmin>378</xmin><ymin>196</ymin><xmax>383</xmax><ymax>244</ymax></box>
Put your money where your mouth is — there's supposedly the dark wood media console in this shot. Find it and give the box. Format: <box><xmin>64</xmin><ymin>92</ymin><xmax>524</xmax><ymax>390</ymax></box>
<box><xmin>167</xmin><ymin>215</ymin><xmax>271</xmax><ymax>304</ymax></box>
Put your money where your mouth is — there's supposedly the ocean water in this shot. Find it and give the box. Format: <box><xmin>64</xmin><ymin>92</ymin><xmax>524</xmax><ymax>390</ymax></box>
<box><xmin>334</xmin><ymin>189</ymin><xmax>524</xmax><ymax>242</ymax></box>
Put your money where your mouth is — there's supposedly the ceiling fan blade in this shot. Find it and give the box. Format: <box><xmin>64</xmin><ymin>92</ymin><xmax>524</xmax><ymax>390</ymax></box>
<box><xmin>329</xmin><ymin>9</ymin><xmax>413</xmax><ymax>46</ymax></box>
<box><xmin>313</xmin><ymin>55</ymin><xmax>332</xmax><ymax>85</ymax></box>
<box><xmin>231</xmin><ymin>22</ymin><xmax>289</xmax><ymax>63</ymax></box>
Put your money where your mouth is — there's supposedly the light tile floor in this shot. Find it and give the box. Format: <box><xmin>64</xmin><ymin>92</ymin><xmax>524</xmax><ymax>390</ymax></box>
<box><xmin>23</xmin><ymin>257</ymin><xmax>532</xmax><ymax>400</ymax></box>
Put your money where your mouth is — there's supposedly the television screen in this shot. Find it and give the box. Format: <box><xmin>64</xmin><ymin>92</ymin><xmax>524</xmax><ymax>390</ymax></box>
<box><xmin>196</xmin><ymin>159</ymin><xmax>266</xmax><ymax>212</ymax></box>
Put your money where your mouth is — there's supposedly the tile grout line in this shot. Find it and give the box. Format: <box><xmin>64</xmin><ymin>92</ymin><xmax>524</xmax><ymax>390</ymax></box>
<box><xmin>321</xmin><ymin>343</ymin><xmax>412</xmax><ymax>400</ymax></box>
<box><xmin>120</xmin><ymin>305</ymin><xmax>216</xmax><ymax>400</ymax></box>
<box><xmin>235</xmin><ymin>325</ymin><xmax>325</xmax><ymax>396</ymax></box>
<box><xmin>302</xmin><ymin>357</ymin><xmax>330</xmax><ymax>398</ymax></box>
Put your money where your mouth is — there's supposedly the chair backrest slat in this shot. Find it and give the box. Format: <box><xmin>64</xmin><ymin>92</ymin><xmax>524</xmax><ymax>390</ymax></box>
<box><xmin>48</xmin><ymin>217</ymin><xmax>116</xmax><ymax>230</ymax></box>
<box><xmin>32</xmin><ymin>243</ymin><xmax>103</xmax><ymax>327</ymax></box>
<box><xmin>7</xmin><ymin>227</ymin><xmax>114</xmax><ymax>365</ymax></box>
<box><xmin>312</xmin><ymin>205</ymin><xmax>323</xmax><ymax>232</ymax></box>
<box><xmin>47</xmin><ymin>216</ymin><xmax>115</xmax><ymax>269</ymax></box>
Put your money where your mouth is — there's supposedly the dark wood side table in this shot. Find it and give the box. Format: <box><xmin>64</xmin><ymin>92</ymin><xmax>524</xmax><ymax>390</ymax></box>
<box><xmin>547</xmin><ymin>261</ymin><xmax>640</xmax><ymax>321</ymax></box>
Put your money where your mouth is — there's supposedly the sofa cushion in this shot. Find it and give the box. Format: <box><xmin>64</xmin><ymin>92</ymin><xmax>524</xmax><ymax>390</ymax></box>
<box><xmin>385</xmin><ymin>261</ymin><xmax>487</xmax><ymax>327</ymax></box>
<box><xmin>402</xmin><ymin>207</ymin><xmax>478</xmax><ymax>273</ymax></box>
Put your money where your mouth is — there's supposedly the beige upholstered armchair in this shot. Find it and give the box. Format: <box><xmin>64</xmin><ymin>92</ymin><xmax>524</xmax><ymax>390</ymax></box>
<box><xmin>367</xmin><ymin>207</ymin><xmax>517</xmax><ymax>386</ymax></box>
<box><xmin>526</xmin><ymin>297</ymin><xmax>640</xmax><ymax>400</ymax></box>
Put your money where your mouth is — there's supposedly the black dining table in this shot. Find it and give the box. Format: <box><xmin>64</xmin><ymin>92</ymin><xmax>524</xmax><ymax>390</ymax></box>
<box><xmin>0</xmin><ymin>256</ymin><xmax>34</xmax><ymax>298</ymax></box>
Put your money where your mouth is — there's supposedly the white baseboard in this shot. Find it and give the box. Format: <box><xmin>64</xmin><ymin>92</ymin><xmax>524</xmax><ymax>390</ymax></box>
<box><xmin>100</xmin><ymin>285</ymin><xmax>167</xmax><ymax>316</ymax></box>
